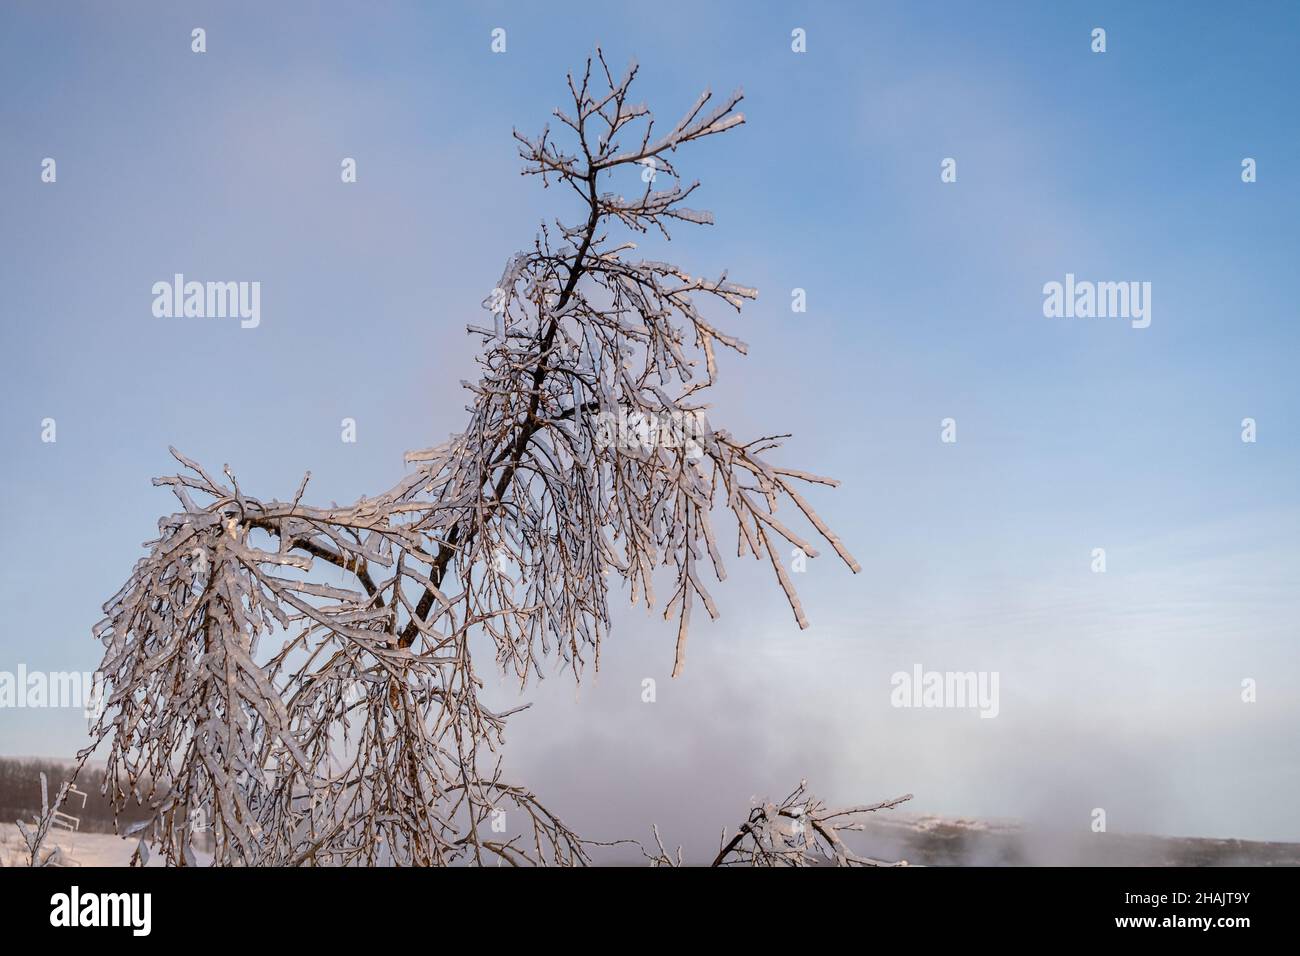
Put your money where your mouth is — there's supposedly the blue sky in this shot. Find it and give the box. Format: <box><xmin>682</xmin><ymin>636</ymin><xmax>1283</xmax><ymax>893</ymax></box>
<box><xmin>2</xmin><ymin>1</ymin><xmax>1298</xmax><ymax>849</ymax></box>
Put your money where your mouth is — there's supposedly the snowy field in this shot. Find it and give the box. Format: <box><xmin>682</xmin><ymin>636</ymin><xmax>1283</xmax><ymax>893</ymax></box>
<box><xmin>5</xmin><ymin>816</ymin><xmax>1295</xmax><ymax>867</ymax></box>
<box><xmin>0</xmin><ymin>823</ymin><xmax>140</xmax><ymax>867</ymax></box>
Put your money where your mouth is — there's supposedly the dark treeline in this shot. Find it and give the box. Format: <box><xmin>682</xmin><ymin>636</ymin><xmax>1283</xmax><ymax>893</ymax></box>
<box><xmin>0</xmin><ymin>757</ymin><xmax>150</xmax><ymax>834</ymax></box>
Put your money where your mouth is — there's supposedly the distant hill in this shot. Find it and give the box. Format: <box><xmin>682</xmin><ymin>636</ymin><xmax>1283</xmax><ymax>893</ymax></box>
<box><xmin>0</xmin><ymin>756</ymin><xmax>148</xmax><ymax>835</ymax></box>
<box><xmin>852</xmin><ymin>813</ymin><xmax>1300</xmax><ymax>866</ymax></box>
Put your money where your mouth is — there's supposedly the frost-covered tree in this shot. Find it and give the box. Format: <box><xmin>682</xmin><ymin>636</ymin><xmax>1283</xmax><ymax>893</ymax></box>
<box><xmin>74</xmin><ymin>52</ymin><xmax>894</xmax><ymax>866</ymax></box>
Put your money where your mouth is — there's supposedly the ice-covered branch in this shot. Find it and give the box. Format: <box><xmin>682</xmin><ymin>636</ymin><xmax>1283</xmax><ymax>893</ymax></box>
<box><xmin>84</xmin><ymin>51</ymin><xmax>864</xmax><ymax>867</ymax></box>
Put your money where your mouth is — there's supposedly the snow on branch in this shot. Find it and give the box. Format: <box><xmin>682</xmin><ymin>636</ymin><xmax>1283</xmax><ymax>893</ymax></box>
<box><xmin>74</xmin><ymin>51</ymin><xmax>873</xmax><ymax>867</ymax></box>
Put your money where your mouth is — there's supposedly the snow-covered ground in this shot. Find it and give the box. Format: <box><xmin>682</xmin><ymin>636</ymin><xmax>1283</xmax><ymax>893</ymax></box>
<box><xmin>0</xmin><ymin>822</ymin><xmax>141</xmax><ymax>867</ymax></box>
<box><xmin>5</xmin><ymin>816</ymin><xmax>1295</xmax><ymax>867</ymax></box>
